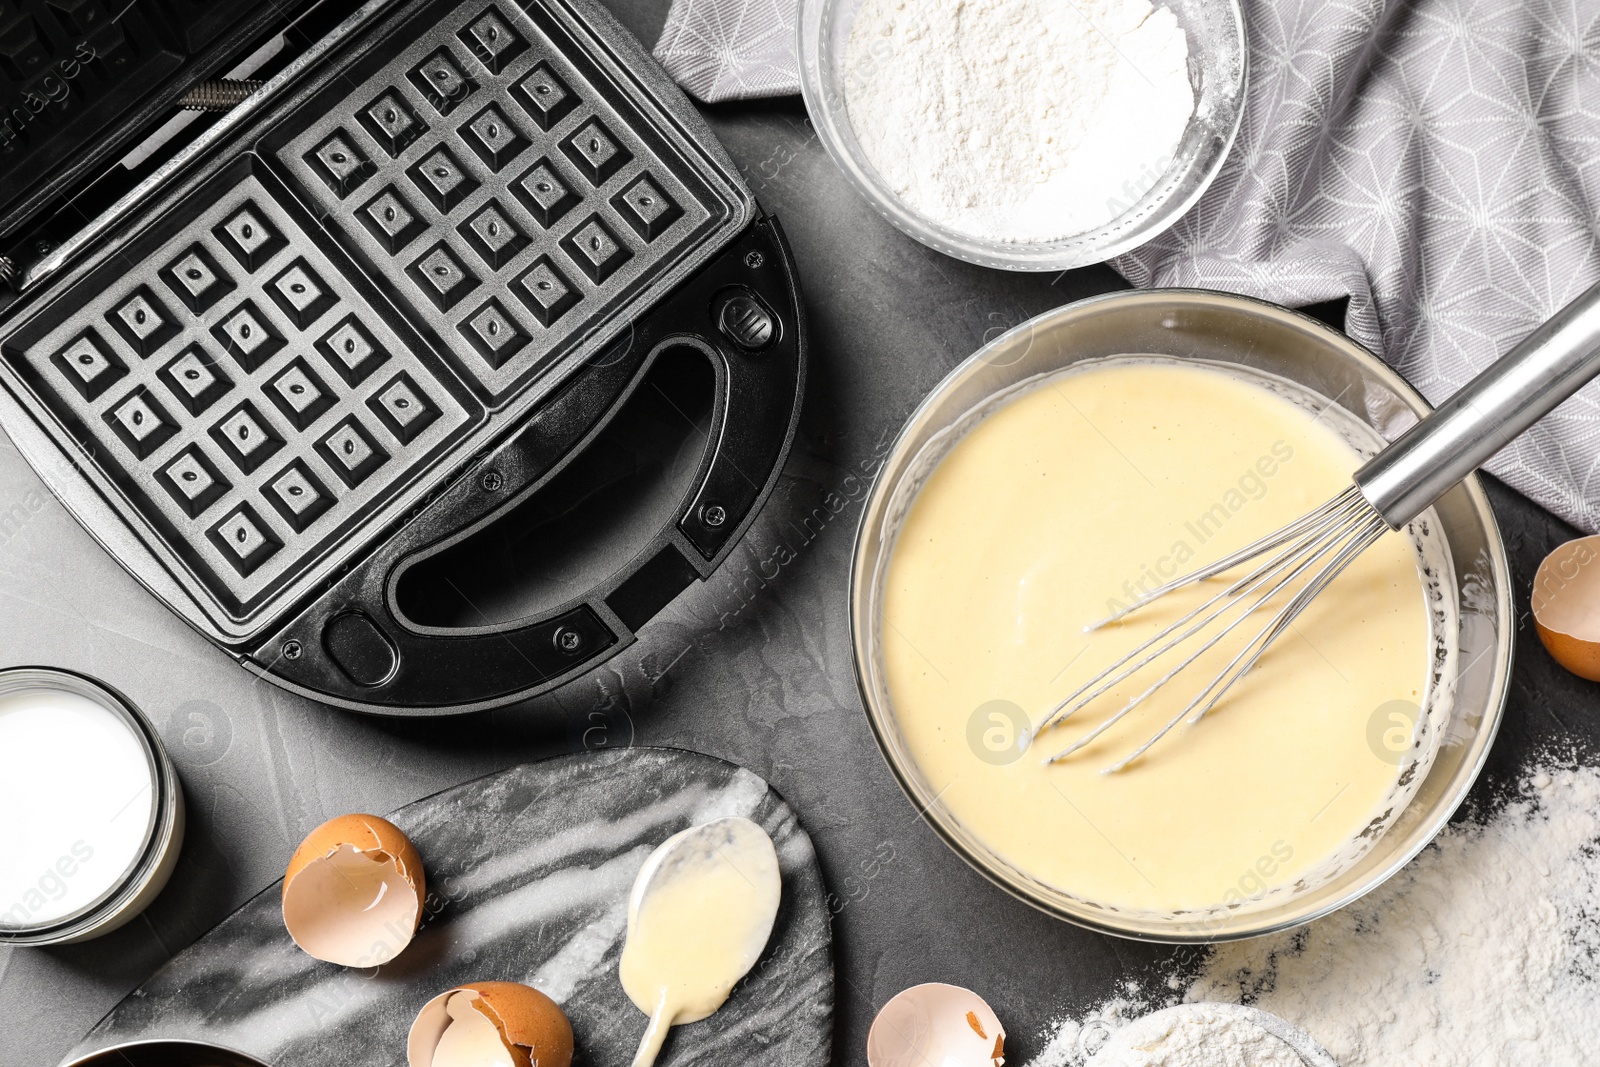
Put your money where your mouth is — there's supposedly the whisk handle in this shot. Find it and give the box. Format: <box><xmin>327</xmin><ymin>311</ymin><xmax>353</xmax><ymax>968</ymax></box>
<box><xmin>1355</xmin><ymin>280</ymin><xmax>1600</xmax><ymax>527</ymax></box>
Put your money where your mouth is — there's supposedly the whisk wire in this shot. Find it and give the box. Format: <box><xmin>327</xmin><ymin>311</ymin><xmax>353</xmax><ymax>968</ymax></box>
<box><xmin>1186</xmin><ymin>517</ymin><xmax>1387</xmax><ymax>730</ymax></box>
<box><xmin>1043</xmin><ymin>510</ymin><xmax>1366</xmax><ymax>764</ymax></box>
<box><xmin>1040</xmin><ymin>489</ymin><xmax>1389</xmax><ymax>771</ymax></box>
<box><xmin>1087</xmin><ymin>486</ymin><xmax>1368</xmax><ymax>630</ymax></box>
<box><xmin>1037</xmin><ymin>519</ymin><xmax>1340</xmax><ymax>741</ymax></box>
<box><xmin>1094</xmin><ymin>514</ymin><xmax>1387</xmax><ymax>773</ymax></box>
<box><xmin>1038</xmin><ymin>488</ymin><xmax>1369</xmax><ymax>736</ymax></box>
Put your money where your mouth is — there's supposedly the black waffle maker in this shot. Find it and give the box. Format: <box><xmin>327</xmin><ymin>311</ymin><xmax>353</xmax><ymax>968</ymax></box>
<box><xmin>0</xmin><ymin>0</ymin><xmax>805</xmax><ymax>714</ymax></box>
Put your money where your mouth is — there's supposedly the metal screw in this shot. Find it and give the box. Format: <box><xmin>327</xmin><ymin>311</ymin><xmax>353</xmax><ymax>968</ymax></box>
<box><xmin>282</xmin><ymin>640</ymin><xmax>303</xmax><ymax>660</ymax></box>
<box><xmin>553</xmin><ymin>626</ymin><xmax>584</xmax><ymax>655</ymax></box>
<box><xmin>480</xmin><ymin>469</ymin><xmax>504</xmax><ymax>491</ymax></box>
<box><xmin>744</xmin><ymin>250</ymin><xmax>764</xmax><ymax>269</ymax></box>
<box><xmin>701</xmin><ymin>503</ymin><xmax>727</xmax><ymax>528</ymax></box>
<box><xmin>34</xmin><ymin>238</ymin><xmax>52</xmax><ymax>256</ymax></box>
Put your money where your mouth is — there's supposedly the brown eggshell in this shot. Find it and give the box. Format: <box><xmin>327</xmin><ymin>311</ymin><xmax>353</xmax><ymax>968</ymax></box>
<box><xmin>1532</xmin><ymin>534</ymin><xmax>1600</xmax><ymax>681</ymax></box>
<box><xmin>281</xmin><ymin>813</ymin><xmax>425</xmax><ymax>967</ymax></box>
<box><xmin>408</xmin><ymin>982</ymin><xmax>574</xmax><ymax>1067</ymax></box>
<box><xmin>284</xmin><ymin>813</ymin><xmax>423</xmax><ymax>886</ymax></box>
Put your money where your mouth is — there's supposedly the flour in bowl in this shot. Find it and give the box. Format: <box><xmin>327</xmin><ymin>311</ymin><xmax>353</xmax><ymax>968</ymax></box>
<box><xmin>1086</xmin><ymin>1005</ymin><xmax>1307</xmax><ymax>1067</ymax></box>
<box><xmin>842</xmin><ymin>0</ymin><xmax>1194</xmax><ymax>243</ymax></box>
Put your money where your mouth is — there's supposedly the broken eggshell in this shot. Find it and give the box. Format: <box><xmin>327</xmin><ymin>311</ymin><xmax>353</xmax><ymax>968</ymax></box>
<box><xmin>281</xmin><ymin>813</ymin><xmax>425</xmax><ymax>967</ymax></box>
<box><xmin>867</xmin><ymin>982</ymin><xmax>1005</xmax><ymax>1067</ymax></box>
<box><xmin>1532</xmin><ymin>533</ymin><xmax>1600</xmax><ymax>681</ymax></box>
<box><xmin>408</xmin><ymin>982</ymin><xmax>574</xmax><ymax>1067</ymax></box>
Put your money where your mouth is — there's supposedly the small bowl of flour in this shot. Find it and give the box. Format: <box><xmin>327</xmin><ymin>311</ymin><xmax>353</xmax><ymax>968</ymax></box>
<box><xmin>796</xmin><ymin>0</ymin><xmax>1246</xmax><ymax>269</ymax></box>
<box><xmin>1087</xmin><ymin>1004</ymin><xmax>1338</xmax><ymax>1067</ymax></box>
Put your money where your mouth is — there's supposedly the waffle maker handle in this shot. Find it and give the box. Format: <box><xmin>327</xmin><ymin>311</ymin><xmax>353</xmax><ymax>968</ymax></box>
<box><xmin>244</xmin><ymin>217</ymin><xmax>804</xmax><ymax>714</ymax></box>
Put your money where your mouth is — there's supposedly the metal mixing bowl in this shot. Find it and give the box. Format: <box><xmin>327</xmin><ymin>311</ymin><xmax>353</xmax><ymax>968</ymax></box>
<box><xmin>796</xmin><ymin>0</ymin><xmax>1247</xmax><ymax>270</ymax></box>
<box><xmin>849</xmin><ymin>289</ymin><xmax>1514</xmax><ymax>942</ymax></box>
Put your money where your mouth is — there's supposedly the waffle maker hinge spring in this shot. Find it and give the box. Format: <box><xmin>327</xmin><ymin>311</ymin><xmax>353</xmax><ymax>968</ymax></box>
<box><xmin>179</xmin><ymin>80</ymin><xmax>266</xmax><ymax>111</ymax></box>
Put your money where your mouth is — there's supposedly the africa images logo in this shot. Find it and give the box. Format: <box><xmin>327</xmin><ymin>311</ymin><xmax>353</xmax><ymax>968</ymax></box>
<box><xmin>0</xmin><ymin>42</ymin><xmax>98</xmax><ymax>152</ymax></box>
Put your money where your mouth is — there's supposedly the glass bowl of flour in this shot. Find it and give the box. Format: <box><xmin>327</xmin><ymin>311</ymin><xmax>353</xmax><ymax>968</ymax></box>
<box><xmin>797</xmin><ymin>0</ymin><xmax>1246</xmax><ymax>269</ymax></box>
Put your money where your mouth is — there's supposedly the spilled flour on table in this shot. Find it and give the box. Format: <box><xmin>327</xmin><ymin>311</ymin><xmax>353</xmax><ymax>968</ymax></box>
<box><xmin>1028</xmin><ymin>762</ymin><xmax>1600</xmax><ymax>1066</ymax></box>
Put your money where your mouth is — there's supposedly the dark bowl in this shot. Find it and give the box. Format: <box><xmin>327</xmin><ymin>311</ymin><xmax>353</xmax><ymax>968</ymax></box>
<box><xmin>63</xmin><ymin>1040</ymin><xmax>272</xmax><ymax>1067</ymax></box>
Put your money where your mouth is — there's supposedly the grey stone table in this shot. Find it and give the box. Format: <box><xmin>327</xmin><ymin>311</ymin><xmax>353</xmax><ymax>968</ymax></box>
<box><xmin>1</xmin><ymin>1</ymin><xmax>1595</xmax><ymax>1064</ymax></box>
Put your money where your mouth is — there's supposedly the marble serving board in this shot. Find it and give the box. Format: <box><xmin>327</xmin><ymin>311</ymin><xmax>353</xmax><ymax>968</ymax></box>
<box><xmin>68</xmin><ymin>747</ymin><xmax>834</xmax><ymax>1065</ymax></box>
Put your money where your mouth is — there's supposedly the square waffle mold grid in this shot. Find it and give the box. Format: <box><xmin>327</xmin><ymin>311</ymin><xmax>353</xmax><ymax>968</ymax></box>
<box><xmin>273</xmin><ymin>0</ymin><xmax>726</xmax><ymax>402</ymax></box>
<box><xmin>2</xmin><ymin>161</ymin><xmax>477</xmax><ymax>617</ymax></box>
<box><xmin>0</xmin><ymin>0</ymin><xmax>752</xmax><ymax>631</ymax></box>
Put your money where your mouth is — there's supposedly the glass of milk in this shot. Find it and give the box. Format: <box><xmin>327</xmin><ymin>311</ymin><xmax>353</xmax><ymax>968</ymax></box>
<box><xmin>0</xmin><ymin>667</ymin><xmax>184</xmax><ymax>944</ymax></box>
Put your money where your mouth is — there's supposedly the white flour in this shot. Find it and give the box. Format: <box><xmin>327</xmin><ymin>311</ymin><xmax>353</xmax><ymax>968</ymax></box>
<box><xmin>1086</xmin><ymin>1005</ymin><xmax>1306</xmax><ymax>1066</ymax></box>
<box><xmin>1027</xmin><ymin>763</ymin><xmax>1600</xmax><ymax>1067</ymax></box>
<box><xmin>842</xmin><ymin>0</ymin><xmax>1194</xmax><ymax>243</ymax></box>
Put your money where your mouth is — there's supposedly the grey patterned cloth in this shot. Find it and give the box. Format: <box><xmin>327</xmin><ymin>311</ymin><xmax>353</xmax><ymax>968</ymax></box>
<box><xmin>654</xmin><ymin>0</ymin><xmax>1600</xmax><ymax>530</ymax></box>
<box><xmin>1114</xmin><ymin>0</ymin><xmax>1600</xmax><ymax>532</ymax></box>
<box><xmin>653</xmin><ymin>0</ymin><xmax>798</xmax><ymax>102</ymax></box>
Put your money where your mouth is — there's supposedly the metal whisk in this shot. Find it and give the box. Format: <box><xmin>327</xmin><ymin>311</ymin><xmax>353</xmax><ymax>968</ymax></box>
<box><xmin>1040</xmin><ymin>281</ymin><xmax>1600</xmax><ymax>771</ymax></box>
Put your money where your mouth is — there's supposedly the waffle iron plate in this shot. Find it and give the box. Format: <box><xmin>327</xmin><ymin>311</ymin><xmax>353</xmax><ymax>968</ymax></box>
<box><xmin>0</xmin><ymin>0</ymin><xmax>805</xmax><ymax>714</ymax></box>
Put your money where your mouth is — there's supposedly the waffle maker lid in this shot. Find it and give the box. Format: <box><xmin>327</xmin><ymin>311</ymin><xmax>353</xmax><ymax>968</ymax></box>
<box><xmin>0</xmin><ymin>0</ymin><xmax>806</xmax><ymax>714</ymax></box>
<box><xmin>0</xmin><ymin>0</ymin><xmax>312</xmax><ymax>247</ymax></box>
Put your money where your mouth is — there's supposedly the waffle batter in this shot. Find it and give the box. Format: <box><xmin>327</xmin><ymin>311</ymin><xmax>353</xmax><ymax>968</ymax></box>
<box><xmin>880</xmin><ymin>359</ymin><xmax>1431</xmax><ymax>913</ymax></box>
